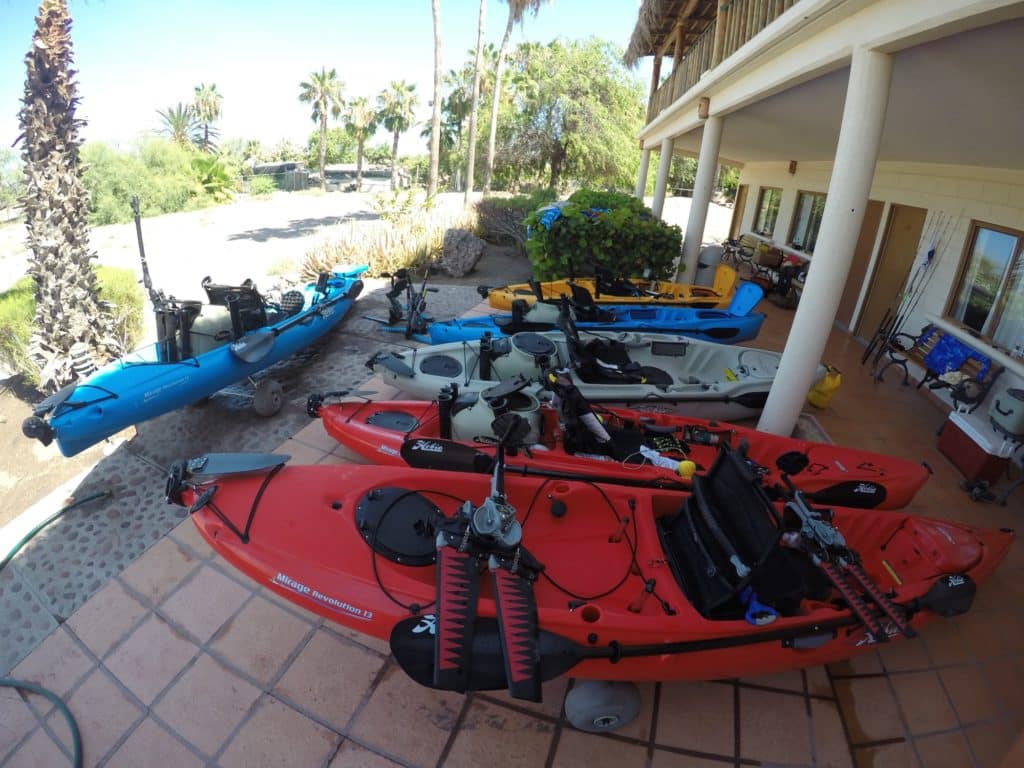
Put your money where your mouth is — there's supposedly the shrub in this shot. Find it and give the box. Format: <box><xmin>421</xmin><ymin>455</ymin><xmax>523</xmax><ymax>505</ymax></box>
<box><xmin>96</xmin><ymin>266</ymin><xmax>145</xmax><ymax>353</ymax></box>
<box><xmin>524</xmin><ymin>188</ymin><xmax>682</xmax><ymax>280</ymax></box>
<box><xmin>0</xmin><ymin>277</ymin><xmax>36</xmax><ymax>378</ymax></box>
<box><xmin>248</xmin><ymin>175</ymin><xmax>277</xmax><ymax>195</ymax></box>
<box><xmin>0</xmin><ymin>266</ymin><xmax>144</xmax><ymax>382</ymax></box>
<box><xmin>301</xmin><ymin>202</ymin><xmax>476</xmax><ymax>280</ymax></box>
<box><xmin>476</xmin><ymin>189</ymin><xmax>556</xmax><ymax>255</ymax></box>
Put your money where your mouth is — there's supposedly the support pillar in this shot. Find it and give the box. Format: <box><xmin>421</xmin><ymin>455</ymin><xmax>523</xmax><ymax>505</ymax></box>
<box><xmin>651</xmin><ymin>137</ymin><xmax>674</xmax><ymax>219</ymax></box>
<box><xmin>757</xmin><ymin>47</ymin><xmax>893</xmax><ymax>436</ymax></box>
<box><xmin>679</xmin><ymin>114</ymin><xmax>724</xmax><ymax>279</ymax></box>
<box><xmin>635</xmin><ymin>148</ymin><xmax>652</xmax><ymax>199</ymax></box>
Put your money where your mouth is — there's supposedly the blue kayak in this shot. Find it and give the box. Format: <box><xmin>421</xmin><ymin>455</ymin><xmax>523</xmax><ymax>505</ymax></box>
<box><xmin>427</xmin><ymin>281</ymin><xmax>766</xmax><ymax>345</ymax></box>
<box><xmin>23</xmin><ymin>266</ymin><xmax>367</xmax><ymax>457</ymax></box>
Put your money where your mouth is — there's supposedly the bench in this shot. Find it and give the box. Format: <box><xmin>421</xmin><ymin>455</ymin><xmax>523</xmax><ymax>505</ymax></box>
<box><xmin>873</xmin><ymin>325</ymin><xmax>1005</xmax><ymax>413</ymax></box>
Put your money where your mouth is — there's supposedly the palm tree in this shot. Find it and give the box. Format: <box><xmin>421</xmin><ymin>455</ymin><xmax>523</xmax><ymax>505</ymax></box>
<box><xmin>156</xmin><ymin>102</ymin><xmax>198</xmax><ymax>148</ymax></box>
<box><xmin>484</xmin><ymin>0</ymin><xmax>546</xmax><ymax>192</ymax></box>
<box><xmin>463</xmin><ymin>0</ymin><xmax>487</xmax><ymax>202</ymax></box>
<box><xmin>376</xmin><ymin>81</ymin><xmax>418</xmax><ymax>191</ymax></box>
<box><xmin>344</xmin><ymin>97</ymin><xmax>377</xmax><ymax>191</ymax></box>
<box><xmin>17</xmin><ymin>0</ymin><xmax>117</xmax><ymax>391</ymax></box>
<box><xmin>299</xmin><ymin>67</ymin><xmax>344</xmax><ymax>191</ymax></box>
<box><xmin>192</xmin><ymin>82</ymin><xmax>223</xmax><ymax>152</ymax></box>
<box><xmin>428</xmin><ymin>0</ymin><xmax>443</xmax><ymax>196</ymax></box>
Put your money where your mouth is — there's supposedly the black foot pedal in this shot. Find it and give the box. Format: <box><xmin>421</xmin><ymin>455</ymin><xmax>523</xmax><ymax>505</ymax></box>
<box><xmin>490</xmin><ymin>561</ymin><xmax>542</xmax><ymax>702</ymax></box>
<box><xmin>434</xmin><ymin>544</ymin><xmax>480</xmax><ymax>692</ymax></box>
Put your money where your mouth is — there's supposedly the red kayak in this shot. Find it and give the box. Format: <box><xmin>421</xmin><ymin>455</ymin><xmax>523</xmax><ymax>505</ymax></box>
<box><xmin>169</xmin><ymin>444</ymin><xmax>1010</xmax><ymax>714</ymax></box>
<box><xmin>310</xmin><ymin>387</ymin><xmax>931</xmax><ymax>510</ymax></box>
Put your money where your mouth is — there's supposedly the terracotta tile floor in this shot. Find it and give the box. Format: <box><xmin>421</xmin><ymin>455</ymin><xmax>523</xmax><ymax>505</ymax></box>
<box><xmin>3</xmin><ymin>301</ymin><xmax>1023</xmax><ymax>767</ymax></box>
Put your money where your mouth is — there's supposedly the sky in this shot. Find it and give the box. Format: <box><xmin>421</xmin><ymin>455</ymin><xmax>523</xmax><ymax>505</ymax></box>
<box><xmin>0</xmin><ymin>0</ymin><xmax>651</xmax><ymax>154</ymax></box>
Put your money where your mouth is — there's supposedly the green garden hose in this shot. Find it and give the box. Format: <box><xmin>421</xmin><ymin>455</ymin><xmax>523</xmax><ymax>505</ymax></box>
<box><xmin>0</xmin><ymin>490</ymin><xmax>111</xmax><ymax>572</ymax></box>
<box><xmin>0</xmin><ymin>678</ymin><xmax>82</xmax><ymax>767</ymax></box>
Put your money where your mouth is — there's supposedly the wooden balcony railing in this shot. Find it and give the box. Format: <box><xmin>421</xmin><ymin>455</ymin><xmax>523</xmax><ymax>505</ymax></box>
<box><xmin>647</xmin><ymin>0</ymin><xmax>800</xmax><ymax>122</ymax></box>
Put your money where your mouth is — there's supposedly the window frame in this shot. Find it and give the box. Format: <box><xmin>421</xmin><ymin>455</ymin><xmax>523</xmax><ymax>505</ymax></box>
<box><xmin>752</xmin><ymin>186</ymin><xmax>782</xmax><ymax>237</ymax></box>
<box><xmin>787</xmin><ymin>190</ymin><xmax>828</xmax><ymax>254</ymax></box>
<box><xmin>944</xmin><ymin>219</ymin><xmax>1024</xmax><ymax>350</ymax></box>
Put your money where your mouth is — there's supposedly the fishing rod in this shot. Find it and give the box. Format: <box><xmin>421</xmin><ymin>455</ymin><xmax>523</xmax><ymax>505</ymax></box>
<box><xmin>130</xmin><ymin>195</ymin><xmax>165</xmax><ymax>308</ymax></box>
<box><xmin>896</xmin><ymin>213</ymin><xmax>961</xmax><ymax>336</ymax></box>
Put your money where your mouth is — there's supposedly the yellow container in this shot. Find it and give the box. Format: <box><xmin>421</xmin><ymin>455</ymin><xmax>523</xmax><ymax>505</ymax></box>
<box><xmin>807</xmin><ymin>365</ymin><xmax>841</xmax><ymax>409</ymax></box>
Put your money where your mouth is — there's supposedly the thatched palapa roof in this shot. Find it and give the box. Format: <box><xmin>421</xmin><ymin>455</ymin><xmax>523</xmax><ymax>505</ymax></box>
<box><xmin>624</xmin><ymin>0</ymin><xmax>718</xmax><ymax>67</ymax></box>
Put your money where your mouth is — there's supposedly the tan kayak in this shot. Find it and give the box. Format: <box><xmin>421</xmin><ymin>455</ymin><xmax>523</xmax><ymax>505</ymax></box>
<box><xmin>480</xmin><ymin>264</ymin><xmax>738</xmax><ymax>311</ymax></box>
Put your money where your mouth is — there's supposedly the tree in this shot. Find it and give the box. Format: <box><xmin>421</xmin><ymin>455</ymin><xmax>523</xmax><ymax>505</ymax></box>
<box><xmin>17</xmin><ymin>0</ymin><xmax>117</xmax><ymax>390</ymax></box>
<box><xmin>156</xmin><ymin>102</ymin><xmax>198</xmax><ymax>148</ymax></box>
<box><xmin>506</xmin><ymin>39</ymin><xmax>644</xmax><ymax>191</ymax></box>
<box><xmin>484</xmin><ymin>0</ymin><xmax>546</xmax><ymax>193</ymax></box>
<box><xmin>192</xmin><ymin>82</ymin><xmax>223</xmax><ymax>152</ymax></box>
<box><xmin>463</xmin><ymin>0</ymin><xmax>487</xmax><ymax>202</ymax></box>
<box><xmin>376</xmin><ymin>81</ymin><xmax>418</xmax><ymax>190</ymax></box>
<box><xmin>428</xmin><ymin>0</ymin><xmax>443</xmax><ymax>197</ymax></box>
<box><xmin>344</xmin><ymin>97</ymin><xmax>377</xmax><ymax>191</ymax></box>
<box><xmin>303</xmin><ymin>127</ymin><xmax>356</xmax><ymax>171</ymax></box>
<box><xmin>299</xmin><ymin>67</ymin><xmax>344</xmax><ymax>191</ymax></box>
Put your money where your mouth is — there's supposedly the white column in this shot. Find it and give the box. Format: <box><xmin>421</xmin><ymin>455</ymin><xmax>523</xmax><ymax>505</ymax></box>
<box><xmin>635</xmin><ymin>148</ymin><xmax>652</xmax><ymax>199</ymax></box>
<box><xmin>651</xmin><ymin>138</ymin><xmax>674</xmax><ymax>218</ymax></box>
<box><xmin>679</xmin><ymin>115</ymin><xmax>724</xmax><ymax>279</ymax></box>
<box><xmin>757</xmin><ymin>47</ymin><xmax>893</xmax><ymax>436</ymax></box>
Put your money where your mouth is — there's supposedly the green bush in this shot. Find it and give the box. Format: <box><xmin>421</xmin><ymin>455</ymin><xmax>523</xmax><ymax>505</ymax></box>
<box><xmin>82</xmin><ymin>138</ymin><xmax>241</xmax><ymax>224</ymax></box>
<box><xmin>0</xmin><ymin>266</ymin><xmax>144</xmax><ymax>380</ymax></box>
<box><xmin>248</xmin><ymin>175</ymin><xmax>277</xmax><ymax>195</ymax></box>
<box><xmin>524</xmin><ymin>188</ymin><xmax>682</xmax><ymax>280</ymax></box>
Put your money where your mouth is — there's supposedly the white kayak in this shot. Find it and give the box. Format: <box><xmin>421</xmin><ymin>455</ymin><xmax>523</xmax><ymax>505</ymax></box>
<box><xmin>368</xmin><ymin>319</ymin><xmax>825</xmax><ymax>422</ymax></box>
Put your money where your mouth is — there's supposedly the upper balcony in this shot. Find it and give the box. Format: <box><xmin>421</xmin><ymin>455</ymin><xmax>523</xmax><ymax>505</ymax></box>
<box><xmin>627</xmin><ymin>0</ymin><xmax>802</xmax><ymax>123</ymax></box>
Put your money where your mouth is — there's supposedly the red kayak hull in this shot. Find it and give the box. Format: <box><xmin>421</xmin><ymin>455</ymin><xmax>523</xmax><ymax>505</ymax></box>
<box><xmin>318</xmin><ymin>399</ymin><xmax>930</xmax><ymax>510</ymax></box>
<box><xmin>182</xmin><ymin>462</ymin><xmax>1011</xmax><ymax>683</ymax></box>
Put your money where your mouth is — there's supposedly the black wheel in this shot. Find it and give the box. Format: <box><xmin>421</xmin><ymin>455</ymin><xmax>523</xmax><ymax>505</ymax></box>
<box><xmin>253</xmin><ymin>379</ymin><xmax>284</xmax><ymax>417</ymax></box>
<box><xmin>564</xmin><ymin>680</ymin><xmax>641</xmax><ymax>733</ymax></box>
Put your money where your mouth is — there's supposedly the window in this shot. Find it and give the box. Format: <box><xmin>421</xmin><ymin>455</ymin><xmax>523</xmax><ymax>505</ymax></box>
<box><xmin>948</xmin><ymin>222</ymin><xmax>1024</xmax><ymax>354</ymax></box>
<box><xmin>789</xmin><ymin>191</ymin><xmax>827</xmax><ymax>254</ymax></box>
<box><xmin>752</xmin><ymin>187</ymin><xmax>781</xmax><ymax>236</ymax></box>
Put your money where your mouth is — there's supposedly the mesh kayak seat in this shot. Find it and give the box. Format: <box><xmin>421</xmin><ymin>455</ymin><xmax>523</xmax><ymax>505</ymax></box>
<box><xmin>658</xmin><ymin>441</ymin><xmax>818</xmax><ymax>619</ymax></box>
<box><xmin>557</xmin><ymin>308</ymin><xmax>672</xmax><ymax>388</ymax></box>
<box><xmin>201</xmin><ymin>277</ymin><xmax>268</xmax><ymax>335</ymax></box>
<box><xmin>564</xmin><ymin>282</ymin><xmax>616</xmax><ymax>323</ymax></box>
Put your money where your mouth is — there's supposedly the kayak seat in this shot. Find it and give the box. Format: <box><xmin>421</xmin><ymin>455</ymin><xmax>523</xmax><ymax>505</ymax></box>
<box><xmin>659</xmin><ymin>441</ymin><xmax>816</xmax><ymax>619</ymax></box>
<box><xmin>558</xmin><ymin>306</ymin><xmax>673</xmax><ymax>388</ymax></box>
<box><xmin>594</xmin><ymin>264</ymin><xmax>640</xmax><ymax>297</ymax></box>
<box><xmin>565</xmin><ymin>282</ymin><xmax>616</xmax><ymax>323</ymax></box>
<box><xmin>202</xmin><ymin>277</ymin><xmax>268</xmax><ymax>335</ymax></box>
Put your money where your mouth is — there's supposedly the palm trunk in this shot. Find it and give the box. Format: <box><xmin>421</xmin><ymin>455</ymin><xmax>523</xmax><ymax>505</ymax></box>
<box><xmin>391</xmin><ymin>130</ymin><xmax>400</xmax><ymax>190</ymax></box>
<box><xmin>463</xmin><ymin>0</ymin><xmax>487</xmax><ymax>203</ymax></box>
<box><xmin>428</xmin><ymin>0</ymin><xmax>443</xmax><ymax>197</ymax></box>
<box><xmin>356</xmin><ymin>138</ymin><xmax>364</xmax><ymax>191</ymax></box>
<box><xmin>318</xmin><ymin>114</ymin><xmax>327</xmax><ymax>192</ymax></box>
<box><xmin>484</xmin><ymin>12</ymin><xmax>513</xmax><ymax>193</ymax></box>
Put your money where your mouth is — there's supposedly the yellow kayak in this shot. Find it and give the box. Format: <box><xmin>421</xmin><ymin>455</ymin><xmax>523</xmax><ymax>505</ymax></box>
<box><xmin>480</xmin><ymin>264</ymin><xmax>738</xmax><ymax>310</ymax></box>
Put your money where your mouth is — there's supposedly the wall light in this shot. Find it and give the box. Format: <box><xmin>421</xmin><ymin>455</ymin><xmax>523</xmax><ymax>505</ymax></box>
<box><xmin>698</xmin><ymin>97</ymin><xmax>710</xmax><ymax>120</ymax></box>
<box><xmin>788</xmin><ymin>160</ymin><xmax>798</xmax><ymax>174</ymax></box>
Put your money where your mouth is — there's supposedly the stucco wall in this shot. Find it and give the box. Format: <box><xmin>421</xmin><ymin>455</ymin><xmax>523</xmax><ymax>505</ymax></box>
<box><xmin>736</xmin><ymin>160</ymin><xmax>1024</xmax><ymax>392</ymax></box>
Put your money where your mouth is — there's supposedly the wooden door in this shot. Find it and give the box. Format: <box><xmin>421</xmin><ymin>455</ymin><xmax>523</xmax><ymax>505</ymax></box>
<box><xmin>836</xmin><ymin>199</ymin><xmax>884</xmax><ymax>329</ymax></box>
<box><xmin>854</xmin><ymin>203</ymin><xmax>928</xmax><ymax>339</ymax></box>
<box><xmin>729</xmin><ymin>185</ymin><xmax>748</xmax><ymax>240</ymax></box>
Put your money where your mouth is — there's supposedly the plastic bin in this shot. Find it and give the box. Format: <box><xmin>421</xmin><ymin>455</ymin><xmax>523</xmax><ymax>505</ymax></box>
<box><xmin>937</xmin><ymin>411</ymin><xmax>1015</xmax><ymax>483</ymax></box>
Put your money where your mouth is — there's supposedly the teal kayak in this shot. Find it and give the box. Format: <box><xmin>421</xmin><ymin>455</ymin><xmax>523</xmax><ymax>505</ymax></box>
<box><xmin>23</xmin><ymin>266</ymin><xmax>367</xmax><ymax>457</ymax></box>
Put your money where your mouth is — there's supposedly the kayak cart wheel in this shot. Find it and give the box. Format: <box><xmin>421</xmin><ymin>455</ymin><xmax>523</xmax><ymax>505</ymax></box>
<box><xmin>564</xmin><ymin>680</ymin><xmax>641</xmax><ymax>733</ymax></box>
<box><xmin>253</xmin><ymin>379</ymin><xmax>284</xmax><ymax>417</ymax></box>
